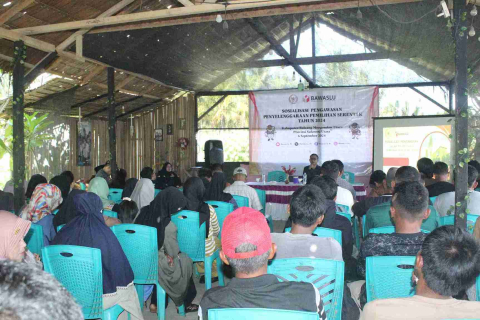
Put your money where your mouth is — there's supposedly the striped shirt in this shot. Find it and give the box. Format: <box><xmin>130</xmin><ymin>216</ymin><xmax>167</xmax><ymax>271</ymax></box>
<box><xmin>205</xmin><ymin>205</ymin><xmax>220</xmax><ymax>257</ymax></box>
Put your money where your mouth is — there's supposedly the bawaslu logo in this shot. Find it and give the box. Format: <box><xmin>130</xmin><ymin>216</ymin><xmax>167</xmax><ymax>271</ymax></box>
<box><xmin>304</xmin><ymin>95</ymin><xmax>336</xmax><ymax>102</ymax></box>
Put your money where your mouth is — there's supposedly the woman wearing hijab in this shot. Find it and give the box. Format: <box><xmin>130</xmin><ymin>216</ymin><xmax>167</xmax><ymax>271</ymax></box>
<box><xmin>122</xmin><ymin>178</ymin><xmax>138</xmax><ymax>199</ymax></box>
<box><xmin>53</xmin><ymin>188</ymin><xmax>86</xmax><ymax>231</ymax></box>
<box><xmin>155</xmin><ymin>162</ymin><xmax>178</xmax><ymax>190</ymax></box>
<box><xmin>134</xmin><ymin>187</ymin><xmax>198</xmax><ymax>314</ymax></box>
<box><xmin>204</xmin><ymin>172</ymin><xmax>238</xmax><ymax>210</ymax></box>
<box><xmin>52</xmin><ymin>193</ymin><xmax>143</xmax><ymax>319</ymax></box>
<box><xmin>50</xmin><ymin>175</ymin><xmax>71</xmax><ymax>202</ymax></box>
<box><xmin>20</xmin><ymin>184</ymin><xmax>62</xmax><ymax>223</ymax></box>
<box><xmin>25</xmin><ymin>174</ymin><xmax>47</xmax><ymax>200</ymax></box>
<box><xmin>130</xmin><ymin>169</ymin><xmax>155</xmax><ymax>211</ymax></box>
<box><xmin>88</xmin><ymin>177</ymin><xmax>121</xmax><ymax>227</ymax></box>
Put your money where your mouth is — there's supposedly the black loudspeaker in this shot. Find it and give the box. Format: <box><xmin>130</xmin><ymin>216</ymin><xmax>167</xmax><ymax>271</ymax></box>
<box><xmin>205</xmin><ymin>140</ymin><xmax>224</xmax><ymax>166</ymax></box>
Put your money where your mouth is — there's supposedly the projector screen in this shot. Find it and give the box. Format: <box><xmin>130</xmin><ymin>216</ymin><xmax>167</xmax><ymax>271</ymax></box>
<box><xmin>373</xmin><ymin>116</ymin><xmax>455</xmax><ymax>172</ymax></box>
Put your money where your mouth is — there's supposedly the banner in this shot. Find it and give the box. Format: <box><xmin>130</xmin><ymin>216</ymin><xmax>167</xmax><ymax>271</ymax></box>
<box><xmin>77</xmin><ymin>121</ymin><xmax>91</xmax><ymax>166</ymax></box>
<box><xmin>249</xmin><ymin>87</ymin><xmax>379</xmax><ymax>175</ymax></box>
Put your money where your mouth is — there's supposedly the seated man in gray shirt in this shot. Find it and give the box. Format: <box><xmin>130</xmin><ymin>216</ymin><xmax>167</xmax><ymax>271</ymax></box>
<box><xmin>272</xmin><ymin>184</ymin><xmax>343</xmax><ymax>261</ymax></box>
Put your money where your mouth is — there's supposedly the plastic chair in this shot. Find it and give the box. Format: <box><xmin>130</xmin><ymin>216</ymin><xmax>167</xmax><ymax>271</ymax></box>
<box><xmin>232</xmin><ymin>195</ymin><xmax>249</xmax><ymax>208</ymax></box>
<box><xmin>476</xmin><ymin>275</ymin><xmax>480</xmax><ymax>302</ymax></box>
<box><xmin>171</xmin><ymin>210</ymin><xmax>224</xmax><ymax>290</ymax></box>
<box><xmin>155</xmin><ymin>189</ymin><xmax>161</xmax><ymax>197</ymax></box>
<box><xmin>79</xmin><ymin>182</ymin><xmax>86</xmax><ymax>190</ymax></box>
<box><xmin>205</xmin><ymin>201</ymin><xmax>234</xmax><ymax>239</ymax></box>
<box><xmin>336</xmin><ymin>204</ymin><xmax>350</xmax><ymax>214</ymax></box>
<box><xmin>267</xmin><ymin>171</ymin><xmax>287</xmax><ymax>182</ymax></box>
<box><xmin>366</xmin><ymin>256</ymin><xmax>416</xmax><ymax>302</ymax></box>
<box><xmin>284</xmin><ymin>227</ymin><xmax>342</xmax><ymax>246</ymax></box>
<box><xmin>253</xmin><ymin>188</ymin><xmax>273</xmax><ymax>232</ymax></box>
<box><xmin>341</xmin><ymin>171</ymin><xmax>355</xmax><ymax>184</ymax></box>
<box><xmin>429</xmin><ymin>196</ymin><xmax>437</xmax><ymax>204</ymax></box>
<box><xmin>108</xmin><ymin>188</ymin><xmax>123</xmax><ymax>204</ymax></box>
<box><xmin>24</xmin><ymin>224</ymin><xmax>44</xmax><ymax>259</ymax></box>
<box><xmin>336</xmin><ymin>211</ymin><xmax>351</xmax><ymax>221</ymax></box>
<box><xmin>353</xmin><ymin>216</ymin><xmax>361</xmax><ymax>249</ymax></box>
<box><xmin>103</xmin><ymin>210</ymin><xmax>118</xmax><ymax>219</ymax></box>
<box><xmin>208</xmin><ymin>308</ymin><xmax>319</xmax><ymax>320</ymax></box>
<box><xmin>57</xmin><ymin>224</ymin><xmax>65</xmax><ymax>232</ymax></box>
<box><xmin>53</xmin><ymin>209</ymin><xmax>59</xmax><ymax>215</ymax></box>
<box><xmin>112</xmin><ymin>224</ymin><xmax>179</xmax><ymax>320</ymax></box>
<box><xmin>439</xmin><ymin>214</ymin><xmax>480</xmax><ymax>233</ymax></box>
<box><xmin>369</xmin><ymin>226</ymin><xmax>430</xmax><ymax>234</ymax></box>
<box><xmin>268</xmin><ymin>258</ymin><xmax>344</xmax><ymax>320</ymax></box>
<box><xmin>42</xmin><ymin>245</ymin><xmax>125</xmax><ymax>319</ymax></box>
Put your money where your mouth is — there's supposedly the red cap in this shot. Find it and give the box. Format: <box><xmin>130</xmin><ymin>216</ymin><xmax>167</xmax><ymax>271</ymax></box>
<box><xmin>221</xmin><ymin>207</ymin><xmax>271</xmax><ymax>259</ymax></box>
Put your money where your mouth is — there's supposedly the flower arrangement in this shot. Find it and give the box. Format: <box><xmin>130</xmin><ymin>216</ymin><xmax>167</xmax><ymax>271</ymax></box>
<box><xmin>281</xmin><ymin>165</ymin><xmax>296</xmax><ymax>175</ymax></box>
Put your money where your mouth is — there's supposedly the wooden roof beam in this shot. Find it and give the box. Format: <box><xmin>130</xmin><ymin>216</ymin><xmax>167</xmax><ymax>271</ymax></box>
<box><xmin>0</xmin><ymin>27</ymin><xmax>55</xmax><ymax>52</ymax></box>
<box><xmin>0</xmin><ymin>0</ymin><xmax>35</xmax><ymax>26</ymax></box>
<box><xmin>178</xmin><ymin>0</ymin><xmax>194</xmax><ymax>6</ymax></box>
<box><xmin>80</xmin><ymin>65</ymin><xmax>105</xmax><ymax>85</ymax></box>
<box><xmin>116</xmin><ymin>75</ymin><xmax>136</xmax><ymax>89</ymax></box>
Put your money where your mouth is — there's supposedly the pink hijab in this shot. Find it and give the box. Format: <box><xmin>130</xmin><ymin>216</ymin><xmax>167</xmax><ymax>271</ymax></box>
<box><xmin>20</xmin><ymin>183</ymin><xmax>62</xmax><ymax>222</ymax></box>
<box><xmin>0</xmin><ymin>210</ymin><xmax>31</xmax><ymax>260</ymax></box>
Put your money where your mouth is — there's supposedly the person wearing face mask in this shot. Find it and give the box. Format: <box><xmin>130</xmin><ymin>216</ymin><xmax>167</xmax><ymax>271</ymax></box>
<box><xmin>155</xmin><ymin>162</ymin><xmax>179</xmax><ymax>190</ymax></box>
<box><xmin>303</xmin><ymin>154</ymin><xmax>321</xmax><ymax>184</ymax></box>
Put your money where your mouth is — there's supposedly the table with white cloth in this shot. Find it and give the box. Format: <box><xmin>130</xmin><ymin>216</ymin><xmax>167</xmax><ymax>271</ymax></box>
<box><xmin>248</xmin><ymin>182</ymin><xmax>366</xmax><ymax>220</ymax></box>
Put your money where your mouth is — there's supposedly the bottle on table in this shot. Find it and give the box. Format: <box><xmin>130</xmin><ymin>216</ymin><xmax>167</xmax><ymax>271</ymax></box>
<box><xmin>303</xmin><ymin>173</ymin><xmax>307</xmax><ymax>185</ymax></box>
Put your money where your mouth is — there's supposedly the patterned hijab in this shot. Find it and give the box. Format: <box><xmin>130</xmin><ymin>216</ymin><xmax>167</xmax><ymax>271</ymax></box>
<box><xmin>0</xmin><ymin>210</ymin><xmax>31</xmax><ymax>260</ymax></box>
<box><xmin>88</xmin><ymin>177</ymin><xmax>114</xmax><ymax>209</ymax></box>
<box><xmin>130</xmin><ymin>178</ymin><xmax>155</xmax><ymax>211</ymax></box>
<box><xmin>20</xmin><ymin>184</ymin><xmax>62</xmax><ymax>223</ymax></box>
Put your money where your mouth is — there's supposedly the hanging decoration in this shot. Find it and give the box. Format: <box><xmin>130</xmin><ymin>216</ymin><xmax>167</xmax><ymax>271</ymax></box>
<box><xmin>177</xmin><ymin>137</ymin><xmax>190</xmax><ymax>159</ymax></box>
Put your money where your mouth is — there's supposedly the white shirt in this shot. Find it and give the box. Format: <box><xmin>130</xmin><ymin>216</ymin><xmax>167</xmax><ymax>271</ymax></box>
<box><xmin>434</xmin><ymin>189</ymin><xmax>480</xmax><ymax>217</ymax></box>
<box><xmin>224</xmin><ymin>181</ymin><xmax>263</xmax><ymax>211</ymax></box>
<box><xmin>336</xmin><ymin>186</ymin><xmax>354</xmax><ymax>215</ymax></box>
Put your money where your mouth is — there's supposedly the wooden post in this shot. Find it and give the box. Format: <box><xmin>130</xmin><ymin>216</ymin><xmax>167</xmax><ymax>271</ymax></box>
<box><xmin>12</xmin><ymin>40</ymin><xmax>26</xmax><ymax>213</ymax></box>
<box><xmin>107</xmin><ymin>67</ymin><xmax>117</xmax><ymax>176</ymax></box>
<box><xmin>453</xmin><ymin>0</ymin><xmax>468</xmax><ymax>229</ymax></box>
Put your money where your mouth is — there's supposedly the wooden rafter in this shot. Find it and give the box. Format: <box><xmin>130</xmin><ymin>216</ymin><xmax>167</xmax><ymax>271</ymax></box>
<box><xmin>178</xmin><ymin>0</ymin><xmax>194</xmax><ymax>6</ymax></box>
<box><xmin>80</xmin><ymin>65</ymin><xmax>105</xmax><ymax>85</ymax></box>
<box><xmin>0</xmin><ymin>0</ymin><xmax>34</xmax><ymax>25</ymax></box>
<box><xmin>0</xmin><ymin>27</ymin><xmax>55</xmax><ymax>52</ymax></box>
<box><xmin>117</xmin><ymin>75</ymin><xmax>136</xmax><ymax>89</ymax></box>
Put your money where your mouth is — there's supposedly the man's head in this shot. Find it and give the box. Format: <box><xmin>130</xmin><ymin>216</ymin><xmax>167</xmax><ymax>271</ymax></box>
<box><xmin>140</xmin><ymin>167</ymin><xmax>155</xmax><ymax>180</ymax></box>
<box><xmin>60</xmin><ymin>171</ymin><xmax>75</xmax><ymax>187</ymax></box>
<box><xmin>392</xmin><ymin>166</ymin><xmax>420</xmax><ymax>190</ymax></box>
<box><xmin>433</xmin><ymin>162</ymin><xmax>449</xmax><ymax>181</ymax></box>
<box><xmin>0</xmin><ymin>259</ymin><xmax>83</xmax><ymax>320</ymax></box>
<box><xmin>417</xmin><ymin>158</ymin><xmax>434</xmax><ymax>180</ymax></box>
<box><xmin>391</xmin><ymin>181</ymin><xmax>430</xmax><ymax>226</ymax></box>
<box><xmin>468</xmin><ymin>160</ymin><xmax>480</xmax><ymax>182</ymax></box>
<box><xmin>210</xmin><ymin>163</ymin><xmax>223</xmax><ymax>173</ymax></box>
<box><xmin>331</xmin><ymin>159</ymin><xmax>344</xmax><ymax>175</ymax></box>
<box><xmin>102</xmin><ymin>161</ymin><xmax>112</xmax><ymax>175</ymax></box>
<box><xmin>309</xmin><ymin>154</ymin><xmax>319</xmax><ymax>167</ymax></box>
<box><xmin>386</xmin><ymin>167</ymin><xmax>398</xmax><ymax>190</ymax></box>
<box><xmin>199</xmin><ymin>167</ymin><xmax>213</xmax><ymax>182</ymax></box>
<box><xmin>290</xmin><ymin>185</ymin><xmax>327</xmax><ymax>229</ymax></box>
<box><xmin>310</xmin><ymin>176</ymin><xmax>337</xmax><ymax>200</ymax></box>
<box><xmin>232</xmin><ymin>167</ymin><xmax>247</xmax><ymax>182</ymax></box>
<box><xmin>321</xmin><ymin>161</ymin><xmax>340</xmax><ymax>180</ymax></box>
<box><xmin>369</xmin><ymin>170</ymin><xmax>387</xmax><ymax>195</ymax></box>
<box><xmin>415</xmin><ymin>226</ymin><xmax>480</xmax><ymax>297</ymax></box>
<box><xmin>220</xmin><ymin>207</ymin><xmax>275</xmax><ymax>276</ymax></box>
<box><xmin>468</xmin><ymin>165</ymin><xmax>479</xmax><ymax>190</ymax></box>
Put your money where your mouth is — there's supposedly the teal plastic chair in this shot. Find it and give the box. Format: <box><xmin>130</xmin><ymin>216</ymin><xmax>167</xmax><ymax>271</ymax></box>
<box><xmin>205</xmin><ymin>201</ymin><xmax>234</xmax><ymax>239</ymax></box>
<box><xmin>171</xmin><ymin>210</ymin><xmax>225</xmax><ymax>290</ymax></box>
<box><xmin>336</xmin><ymin>203</ymin><xmax>350</xmax><ymax>214</ymax></box>
<box><xmin>476</xmin><ymin>275</ymin><xmax>480</xmax><ymax>301</ymax></box>
<box><xmin>341</xmin><ymin>171</ymin><xmax>355</xmax><ymax>184</ymax></box>
<box><xmin>353</xmin><ymin>216</ymin><xmax>361</xmax><ymax>249</ymax></box>
<box><xmin>79</xmin><ymin>182</ymin><xmax>86</xmax><ymax>190</ymax></box>
<box><xmin>112</xmin><ymin>224</ymin><xmax>181</xmax><ymax>320</ymax></box>
<box><xmin>57</xmin><ymin>224</ymin><xmax>65</xmax><ymax>232</ymax></box>
<box><xmin>336</xmin><ymin>211</ymin><xmax>351</xmax><ymax>221</ymax></box>
<box><xmin>439</xmin><ymin>214</ymin><xmax>479</xmax><ymax>233</ymax></box>
<box><xmin>24</xmin><ymin>224</ymin><xmax>44</xmax><ymax>259</ymax></box>
<box><xmin>108</xmin><ymin>188</ymin><xmax>123</xmax><ymax>204</ymax></box>
<box><xmin>429</xmin><ymin>196</ymin><xmax>437</xmax><ymax>204</ymax></box>
<box><xmin>366</xmin><ymin>256</ymin><xmax>416</xmax><ymax>302</ymax></box>
<box><xmin>268</xmin><ymin>258</ymin><xmax>344</xmax><ymax>320</ymax></box>
<box><xmin>267</xmin><ymin>171</ymin><xmax>287</xmax><ymax>182</ymax></box>
<box><xmin>232</xmin><ymin>195</ymin><xmax>249</xmax><ymax>208</ymax></box>
<box><xmin>42</xmin><ymin>245</ymin><xmax>125</xmax><ymax>319</ymax></box>
<box><xmin>53</xmin><ymin>209</ymin><xmax>59</xmax><ymax>215</ymax></box>
<box><xmin>285</xmin><ymin>227</ymin><xmax>342</xmax><ymax>246</ymax></box>
<box><xmin>362</xmin><ymin>215</ymin><xmax>366</xmax><ymax>237</ymax></box>
<box><xmin>208</xmin><ymin>308</ymin><xmax>319</xmax><ymax>320</ymax></box>
<box><xmin>253</xmin><ymin>188</ymin><xmax>273</xmax><ymax>232</ymax></box>
<box><xmin>103</xmin><ymin>210</ymin><xmax>118</xmax><ymax>219</ymax></box>
<box><xmin>369</xmin><ymin>226</ymin><xmax>430</xmax><ymax>234</ymax></box>
<box><xmin>154</xmin><ymin>189</ymin><xmax>161</xmax><ymax>197</ymax></box>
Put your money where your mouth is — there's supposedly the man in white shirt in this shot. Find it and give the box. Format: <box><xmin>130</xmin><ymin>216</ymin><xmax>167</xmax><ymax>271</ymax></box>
<box><xmin>224</xmin><ymin>167</ymin><xmax>263</xmax><ymax>211</ymax></box>
<box><xmin>434</xmin><ymin>165</ymin><xmax>480</xmax><ymax>217</ymax></box>
<box><xmin>321</xmin><ymin>161</ymin><xmax>354</xmax><ymax>213</ymax></box>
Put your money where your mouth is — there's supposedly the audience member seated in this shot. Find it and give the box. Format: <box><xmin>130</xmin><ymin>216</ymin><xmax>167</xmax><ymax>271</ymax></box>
<box><xmin>321</xmin><ymin>161</ymin><xmax>354</xmax><ymax>212</ymax></box>
<box><xmin>199</xmin><ymin>167</ymin><xmax>213</xmax><ymax>190</ymax></box>
<box><xmin>3</xmin><ymin>179</ymin><xmax>27</xmax><ymax>196</ymax></box>
<box><xmin>25</xmin><ymin>174</ymin><xmax>47</xmax><ymax>200</ymax></box>
<box><xmin>468</xmin><ymin>218</ymin><xmax>480</xmax><ymax>301</ymax></box>
<box><xmin>352</xmin><ymin>168</ymin><xmax>397</xmax><ymax>218</ymax></box>
<box><xmin>210</xmin><ymin>163</ymin><xmax>223</xmax><ymax>173</ymax></box>
<box><xmin>426</xmin><ymin>161</ymin><xmax>455</xmax><ymax>197</ymax></box>
<box><xmin>468</xmin><ymin>159</ymin><xmax>480</xmax><ymax>186</ymax></box>
<box><xmin>417</xmin><ymin>157</ymin><xmax>435</xmax><ymax>186</ymax></box>
<box><xmin>122</xmin><ymin>178</ymin><xmax>138</xmax><ymax>198</ymax></box>
<box><xmin>368</xmin><ymin>170</ymin><xmax>387</xmax><ymax>198</ymax></box>
<box><xmin>199</xmin><ymin>207</ymin><xmax>327</xmax><ymax>320</ymax></box>
<box><xmin>133</xmin><ymin>188</ymin><xmax>199</xmax><ymax>314</ymax></box>
<box><xmin>130</xmin><ymin>167</ymin><xmax>155</xmax><ymax>210</ymax></box>
<box><xmin>60</xmin><ymin>170</ymin><xmax>75</xmax><ymax>190</ymax></box>
<box><xmin>332</xmin><ymin>159</ymin><xmax>356</xmax><ymax>198</ymax></box>
<box><xmin>273</xmin><ymin>184</ymin><xmax>342</xmax><ymax>261</ymax></box>
<box><xmin>365</xmin><ymin>166</ymin><xmax>439</xmax><ymax>232</ymax></box>
<box><xmin>155</xmin><ymin>162</ymin><xmax>178</xmax><ymax>190</ymax></box>
<box><xmin>53</xmin><ymin>187</ymin><xmax>86</xmax><ymax>231</ymax></box>
<box><xmin>110</xmin><ymin>168</ymin><xmax>127</xmax><ymax>189</ymax></box>
<box><xmin>116</xmin><ymin>198</ymin><xmax>139</xmax><ymax>224</ymax></box>
<box><xmin>52</xmin><ymin>192</ymin><xmax>143</xmax><ymax>319</ymax></box>
<box><xmin>361</xmin><ymin>226</ymin><xmax>480</xmax><ymax>319</ymax></box>
<box><xmin>204</xmin><ymin>172</ymin><xmax>238</xmax><ymax>210</ymax></box>
<box><xmin>303</xmin><ymin>153</ymin><xmax>322</xmax><ymax>184</ymax></box>
<box><xmin>0</xmin><ymin>210</ymin><xmax>41</xmax><ymax>267</ymax></box>
<box><xmin>224</xmin><ymin>167</ymin><xmax>263</xmax><ymax>211</ymax></box>
<box><xmin>0</xmin><ymin>259</ymin><xmax>83</xmax><ymax>320</ymax></box>
<box><xmin>434</xmin><ymin>165</ymin><xmax>480</xmax><ymax>217</ymax></box>
<box><xmin>50</xmin><ymin>175</ymin><xmax>70</xmax><ymax>202</ymax></box>
<box><xmin>95</xmin><ymin>160</ymin><xmax>112</xmax><ymax>184</ymax></box>
<box><xmin>88</xmin><ymin>177</ymin><xmax>121</xmax><ymax>227</ymax></box>
<box><xmin>0</xmin><ymin>188</ymin><xmax>14</xmax><ymax>212</ymax></box>
<box><xmin>20</xmin><ymin>183</ymin><xmax>62</xmax><ymax>223</ymax></box>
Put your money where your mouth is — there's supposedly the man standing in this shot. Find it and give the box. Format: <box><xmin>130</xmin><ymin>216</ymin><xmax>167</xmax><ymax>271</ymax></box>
<box><xmin>224</xmin><ymin>167</ymin><xmax>263</xmax><ymax>211</ymax></box>
<box><xmin>303</xmin><ymin>154</ymin><xmax>322</xmax><ymax>184</ymax></box>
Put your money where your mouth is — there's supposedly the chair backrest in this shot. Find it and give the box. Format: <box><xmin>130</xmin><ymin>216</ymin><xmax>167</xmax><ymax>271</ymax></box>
<box><xmin>111</xmin><ymin>224</ymin><xmax>158</xmax><ymax>284</ymax></box>
<box><xmin>232</xmin><ymin>195</ymin><xmax>249</xmax><ymax>208</ymax></box>
<box><xmin>79</xmin><ymin>182</ymin><xmax>86</xmax><ymax>190</ymax></box>
<box><xmin>103</xmin><ymin>210</ymin><xmax>118</xmax><ymax>219</ymax></box>
<box><xmin>268</xmin><ymin>258</ymin><xmax>344</xmax><ymax>320</ymax></box>
<box><xmin>341</xmin><ymin>171</ymin><xmax>355</xmax><ymax>184</ymax></box>
<box><xmin>53</xmin><ymin>209</ymin><xmax>59</xmax><ymax>215</ymax></box>
<box><xmin>336</xmin><ymin>211</ymin><xmax>351</xmax><ymax>221</ymax></box>
<box><xmin>108</xmin><ymin>188</ymin><xmax>123</xmax><ymax>204</ymax></box>
<box><xmin>368</xmin><ymin>226</ymin><xmax>430</xmax><ymax>234</ymax></box>
<box><xmin>171</xmin><ymin>210</ymin><xmax>206</xmax><ymax>262</ymax></box>
<box><xmin>429</xmin><ymin>196</ymin><xmax>437</xmax><ymax>204</ymax></box>
<box><xmin>57</xmin><ymin>224</ymin><xmax>65</xmax><ymax>232</ymax></box>
<box><xmin>476</xmin><ymin>275</ymin><xmax>480</xmax><ymax>302</ymax></box>
<box><xmin>284</xmin><ymin>227</ymin><xmax>342</xmax><ymax>246</ymax></box>
<box><xmin>24</xmin><ymin>224</ymin><xmax>44</xmax><ymax>258</ymax></box>
<box><xmin>267</xmin><ymin>171</ymin><xmax>287</xmax><ymax>182</ymax></box>
<box><xmin>335</xmin><ymin>204</ymin><xmax>350</xmax><ymax>214</ymax></box>
<box><xmin>208</xmin><ymin>308</ymin><xmax>319</xmax><ymax>320</ymax></box>
<box><xmin>255</xmin><ymin>188</ymin><xmax>266</xmax><ymax>214</ymax></box>
<box><xmin>440</xmin><ymin>214</ymin><xmax>479</xmax><ymax>233</ymax></box>
<box><xmin>205</xmin><ymin>201</ymin><xmax>234</xmax><ymax>239</ymax></box>
<box><xmin>366</xmin><ymin>256</ymin><xmax>416</xmax><ymax>302</ymax></box>
<box><xmin>42</xmin><ymin>245</ymin><xmax>104</xmax><ymax>319</ymax></box>
<box><xmin>154</xmin><ymin>189</ymin><xmax>161</xmax><ymax>197</ymax></box>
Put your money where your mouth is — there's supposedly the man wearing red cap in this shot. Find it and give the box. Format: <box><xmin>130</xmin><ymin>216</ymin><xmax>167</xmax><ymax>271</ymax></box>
<box><xmin>199</xmin><ymin>207</ymin><xmax>326</xmax><ymax>320</ymax></box>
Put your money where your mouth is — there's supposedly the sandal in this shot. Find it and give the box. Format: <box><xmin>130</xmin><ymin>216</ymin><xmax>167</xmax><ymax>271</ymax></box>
<box><xmin>184</xmin><ymin>304</ymin><xmax>199</xmax><ymax>313</ymax></box>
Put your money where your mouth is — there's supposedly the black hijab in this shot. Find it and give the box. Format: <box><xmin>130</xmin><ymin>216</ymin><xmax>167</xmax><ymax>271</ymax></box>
<box><xmin>134</xmin><ymin>187</ymin><xmax>187</xmax><ymax>249</ymax></box>
<box><xmin>53</xmin><ymin>189</ymin><xmax>86</xmax><ymax>230</ymax></box>
<box><xmin>183</xmin><ymin>177</ymin><xmax>210</xmax><ymax>238</ymax></box>
<box><xmin>204</xmin><ymin>172</ymin><xmax>233</xmax><ymax>203</ymax></box>
<box><xmin>155</xmin><ymin>163</ymin><xmax>178</xmax><ymax>190</ymax></box>
<box><xmin>122</xmin><ymin>178</ymin><xmax>138</xmax><ymax>198</ymax></box>
<box><xmin>49</xmin><ymin>175</ymin><xmax>70</xmax><ymax>201</ymax></box>
<box><xmin>26</xmin><ymin>174</ymin><xmax>47</xmax><ymax>199</ymax></box>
